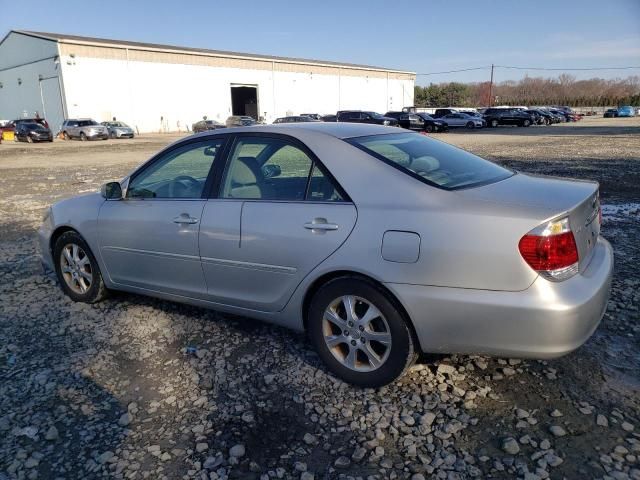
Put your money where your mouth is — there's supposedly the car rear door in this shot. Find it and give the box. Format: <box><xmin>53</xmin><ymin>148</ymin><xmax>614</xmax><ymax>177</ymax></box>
<box><xmin>198</xmin><ymin>133</ymin><xmax>357</xmax><ymax>312</ymax></box>
<box><xmin>98</xmin><ymin>137</ymin><xmax>227</xmax><ymax>298</ymax></box>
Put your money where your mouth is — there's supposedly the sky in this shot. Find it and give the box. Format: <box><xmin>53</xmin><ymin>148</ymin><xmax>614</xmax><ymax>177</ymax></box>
<box><xmin>1</xmin><ymin>0</ymin><xmax>639</xmax><ymax>86</ymax></box>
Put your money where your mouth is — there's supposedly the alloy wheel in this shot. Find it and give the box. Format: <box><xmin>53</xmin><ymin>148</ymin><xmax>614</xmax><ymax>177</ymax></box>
<box><xmin>59</xmin><ymin>243</ymin><xmax>93</xmax><ymax>294</ymax></box>
<box><xmin>322</xmin><ymin>295</ymin><xmax>392</xmax><ymax>372</ymax></box>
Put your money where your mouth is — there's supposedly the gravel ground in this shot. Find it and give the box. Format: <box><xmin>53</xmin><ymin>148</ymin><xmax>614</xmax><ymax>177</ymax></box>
<box><xmin>1</xmin><ymin>116</ymin><xmax>639</xmax><ymax>480</ymax></box>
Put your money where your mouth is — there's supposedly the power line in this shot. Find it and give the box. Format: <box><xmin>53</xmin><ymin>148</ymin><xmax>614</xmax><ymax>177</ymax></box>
<box><xmin>416</xmin><ymin>64</ymin><xmax>640</xmax><ymax>75</ymax></box>
<box><xmin>495</xmin><ymin>65</ymin><xmax>640</xmax><ymax>71</ymax></box>
<box><xmin>415</xmin><ymin>66</ymin><xmax>490</xmax><ymax>76</ymax></box>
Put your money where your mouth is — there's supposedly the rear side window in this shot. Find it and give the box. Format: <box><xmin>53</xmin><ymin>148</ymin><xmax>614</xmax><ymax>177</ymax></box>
<box><xmin>348</xmin><ymin>132</ymin><xmax>513</xmax><ymax>190</ymax></box>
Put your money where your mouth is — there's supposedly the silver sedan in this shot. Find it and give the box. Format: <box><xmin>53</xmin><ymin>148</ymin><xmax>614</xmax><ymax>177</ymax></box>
<box><xmin>39</xmin><ymin>123</ymin><xmax>613</xmax><ymax>387</ymax></box>
<box><xmin>440</xmin><ymin>112</ymin><xmax>485</xmax><ymax>129</ymax></box>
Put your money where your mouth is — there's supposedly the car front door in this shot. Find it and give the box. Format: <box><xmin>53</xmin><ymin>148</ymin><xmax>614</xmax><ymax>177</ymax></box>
<box><xmin>198</xmin><ymin>134</ymin><xmax>357</xmax><ymax>312</ymax></box>
<box><xmin>98</xmin><ymin>137</ymin><xmax>226</xmax><ymax>297</ymax></box>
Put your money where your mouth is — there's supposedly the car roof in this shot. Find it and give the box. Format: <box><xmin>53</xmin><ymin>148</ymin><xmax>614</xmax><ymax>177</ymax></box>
<box><xmin>191</xmin><ymin>122</ymin><xmax>399</xmax><ymax>140</ymax></box>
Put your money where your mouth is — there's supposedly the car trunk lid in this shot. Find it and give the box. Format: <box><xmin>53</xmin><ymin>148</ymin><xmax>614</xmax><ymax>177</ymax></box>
<box><xmin>458</xmin><ymin>173</ymin><xmax>600</xmax><ymax>272</ymax></box>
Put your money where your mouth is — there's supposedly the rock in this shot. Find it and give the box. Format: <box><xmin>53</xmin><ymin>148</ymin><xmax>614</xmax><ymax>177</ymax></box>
<box><xmin>550</xmin><ymin>409</ymin><xmax>563</xmax><ymax>418</ymax></box>
<box><xmin>597</xmin><ymin>414</ymin><xmax>609</xmax><ymax>427</ymax></box>
<box><xmin>411</xmin><ymin>475</ymin><xmax>426</xmax><ymax>480</ymax></box>
<box><xmin>294</xmin><ymin>461</ymin><xmax>307</xmax><ymax>472</ymax></box>
<box><xmin>98</xmin><ymin>451</ymin><xmax>114</xmax><ymax>464</ymax></box>
<box><xmin>303</xmin><ymin>433</ymin><xmax>318</xmax><ymax>445</ymax></box>
<box><xmin>502</xmin><ymin>437</ymin><xmax>520</xmax><ymax>455</ymax></box>
<box><xmin>334</xmin><ymin>456</ymin><xmax>350</xmax><ymax>468</ymax></box>
<box><xmin>420</xmin><ymin>412</ymin><xmax>436</xmax><ymax>426</ymax></box>
<box><xmin>437</xmin><ymin>364</ymin><xmax>456</xmax><ymax>375</ymax></box>
<box><xmin>352</xmin><ymin>447</ymin><xmax>367</xmax><ymax>462</ymax></box>
<box><xmin>118</xmin><ymin>413</ymin><xmax>131</xmax><ymax>426</ymax></box>
<box><xmin>502</xmin><ymin>367</ymin><xmax>516</xmax><ymax>376</ymax></box>
<box><xmin>549</xmin><ymin>425</ymin><xmax>567</xmax><ymax>437</ymax></box>
<box><xmin>45</xmin><ymin>426</ymin><xmax>58</xmax><ymax>441</ymax></box>
<box><xmin>229</xmin><ymin>444</ymin><xmax>245</xmax><ymax>458</ymax></box>
<box><xmin>300</xmin><ymin>472</ymin><xmax>315</xmax><ymax>480</ymax></box>
<box><xmin>622</xmin><ymin>421</ymin><xmax>635</xmax><ymax>432</ymax></box>
<box><xmin>160</xmin><ymin>452</ymin><xmax>171</xmax><ymax>461</ymax></box>
<box><xmin>24</xmin><ymin>457</ymin><xmax>39</xmax><ymax>468</ymax></box>
<box><xmin>196</xmin><ymin>442</ymin><xmax>208</xmax><ymax>453</ymax></box>
<box><xmin>515</xmin><ymin>409</ymin><xmax>529</xmax><ymax>419</ymax></box>
<box><xmin>203</xmin><ymin>455</ymin><xmax>223</xmax><ymax>470</ymax></box>
<box><xmin>540</xmin><ymin>439</ymin><xmax>551</xmax><ymax>450</ymax></box>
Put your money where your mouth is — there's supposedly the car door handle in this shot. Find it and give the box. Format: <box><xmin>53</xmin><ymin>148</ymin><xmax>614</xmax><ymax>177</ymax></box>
<box><xmin>173</xmin><ymin>214</ymin><xmax>199</xmax><ymax>224</ymax></box>
<box><xmin>304</xmin><ymin>218</ymin><xmax>338</xmax><ymax>231</ymax></box>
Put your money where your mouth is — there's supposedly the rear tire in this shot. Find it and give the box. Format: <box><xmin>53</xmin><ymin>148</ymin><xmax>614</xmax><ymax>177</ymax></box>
<box><xmin>466</xmin><ymin>121</ymin><xmax>475</xmax><ymax>129</ymax></box>
<box><xmin>424</xmin><ymin>124</ymin><xmax>433</xmax><ymax>133</ymax></box>
<box><xmin>490</xmin><ymin>119</ymin><xmax>499</xmax><ymax>128</ymax></box>
<box><xmin>63</xmin><ymin>131</ymin><xmax>70</xmax><ymax>140</ymax></box>
<box><xmin>27</xmin><ymin>136</ymin><xmax>33</xmax><ymax>143</ymax></box>
<box><xmin>53</xmin><ymin>231</ymin><xmax>108</xmax><ymax>303</ymax></box>
<box><xmin>523</xmin><ymin>119</ymin><xmax>531</xmax><ymax>127</ymax></box>
<box><xmin>308</xmin><ymin>277</ymin><xmax>416</xmax><ymax>387</ymax></box>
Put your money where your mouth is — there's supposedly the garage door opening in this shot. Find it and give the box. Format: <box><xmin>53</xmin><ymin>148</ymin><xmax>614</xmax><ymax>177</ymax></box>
<box><xmin>231</xmin><ymin>85</ymin><xmax>258</xmax><ymax>120</ymax></box>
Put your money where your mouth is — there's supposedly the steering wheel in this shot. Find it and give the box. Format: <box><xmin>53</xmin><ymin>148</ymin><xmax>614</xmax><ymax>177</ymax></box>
<box><xmin>168</xmin><ymin>175</ymin><xmax>200</xmax><ymax>198</ymax></box>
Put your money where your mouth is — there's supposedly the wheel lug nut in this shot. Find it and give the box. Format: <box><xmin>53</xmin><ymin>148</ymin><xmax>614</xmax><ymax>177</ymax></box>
<box><xmin>359</xmin><ymin>326</ymin><xmax>364</xmax><ymax>331</ymax></box>
<box><xmin>348</xmin><ymin>321</ymin><xmax>353</xmax><ymax>327</ymax></box>
<box><xmin>351</xmin><ymin>340</ymin><xmax>356</xmax><ymax>346</ymax></box>
<box><xmin>344</xmin><ymin>330</ymin><xmax>349</xmax><ymax>336</ymax></box>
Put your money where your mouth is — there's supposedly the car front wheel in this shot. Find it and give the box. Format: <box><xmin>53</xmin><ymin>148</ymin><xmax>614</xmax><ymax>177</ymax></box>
<box><xmin>308</xmin><ymin>277</ymin><xmax>416</xmax><ymax>387</ymax></box>
<box><xmin>466</xmin><ymin>121</ymin><xmax>475</xmax><ymax>129</ymax></box>
<box><xmin>490</xmin><ymin>119</ymin><xmax>499</xmax><ymax>128</ymax></box>
<box><xmin>53</xmin><ymin>231</ymin><xmax>108</xmax><ymax>303</ymax></box>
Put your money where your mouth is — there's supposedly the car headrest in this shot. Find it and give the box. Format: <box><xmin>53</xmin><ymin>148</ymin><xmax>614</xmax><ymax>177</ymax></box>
<box><xmin>231</xmin><ymin>156</ymin><xmax>262</xmax><ymax>185</ymax></box>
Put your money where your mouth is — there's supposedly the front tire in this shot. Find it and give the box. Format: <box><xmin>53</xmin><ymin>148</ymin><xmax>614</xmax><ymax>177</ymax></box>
<box><xmin>308</xmin><ymin>277</ymin><xmax>416</xmax><ymax>387</ymax></box>
<box><xmin>53</xmin><ymin>231</ymin><xmax>107</xmax><ymax>303</ymax></box>
<box><xmin>424</xmin><ymin>124</ymin><xmax>433</xmax><ymax>133</ymax></box>
<box><xmin>490</xmin><ymin>119</ymin><xmax>499</xmax><ymax>128</ymax></box>
<box><xmin>80</xmin><ymin>132</ymin><xmax>87</xmax><ymax>141</ymax></box>
<box><xmin>523</xmin><ymin>119</ymin><xmax>531</xmax><ymax>127</ymax></box>
<box><xmin>466</xmin><ymin>121</ymin><xmax>475</xmax><ymax>129</ymax></box>
<box><xmin>63</xmin><ymin>131</ymin><xmax>70</xmax><ymax>140</ymax></box>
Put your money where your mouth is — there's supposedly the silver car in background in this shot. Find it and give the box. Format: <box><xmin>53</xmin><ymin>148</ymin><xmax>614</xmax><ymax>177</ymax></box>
<box><xmin>439</xmin><ymin>112</ymin><xmax>486</xmax><ymax>129</ymax></box>
<box><xmin>39</xmin><ymin>123</ymin><xmax>613</xmax><ymax>387</ymax></box>
<box><xmin>102</xmin><ymin>121</ymin><xmax>135</xmax><ymax>139</ymax></box>
<box><xmin>61</xmin><ymin>118</ymin><xmax>109</xmax><ymax>141</ymax></box>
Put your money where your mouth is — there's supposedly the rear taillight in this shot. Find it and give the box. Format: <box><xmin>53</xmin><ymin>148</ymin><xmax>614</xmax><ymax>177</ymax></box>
<box><xmin>518</xmin><ymin>217</ymin><xmax>579</xmax><ymax>281</ymax></box>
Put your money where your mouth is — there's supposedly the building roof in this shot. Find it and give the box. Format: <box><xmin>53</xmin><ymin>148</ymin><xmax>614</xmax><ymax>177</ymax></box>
<box><xmin>11</xmin><ymin>30</ymin><xmax>415</xmax><ymax>75</ymax></box>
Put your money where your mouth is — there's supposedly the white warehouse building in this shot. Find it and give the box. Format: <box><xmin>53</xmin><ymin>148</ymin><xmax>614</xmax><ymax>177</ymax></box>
<box><xmin>0</xmin><ymin>30</ymin><xmax>415</xmax><ymax>133</ymax></box>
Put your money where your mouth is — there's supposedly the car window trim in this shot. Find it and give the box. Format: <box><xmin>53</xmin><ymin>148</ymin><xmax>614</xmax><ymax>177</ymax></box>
<box><xmin>210</xmin><ymin>131</ymin><xmax>352</xmax><ymax>203</ymax></box>
<box><xmin>125</xmin><ymin>135</ymin><xmax>230</xmax><ymax>201</ymax></box>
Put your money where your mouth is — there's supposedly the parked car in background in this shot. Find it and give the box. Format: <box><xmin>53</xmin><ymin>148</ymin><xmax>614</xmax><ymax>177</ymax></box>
<box><xmin>191</xmin><ymin>120</ymin><xmax>225</xmax><ymax>133</ymax></box>
<box><xmin>14</xmin><ymin>122</ymin><xmax>53</xmax><ymax>142</ymax></box>
<box><xmin>273</xmin><ymin>116</ymin><xmax>321</xmax><ymax>124</ymax></box>
<box><xmin>39</xmin><ymin>123</ymin><xmax>613</xmax><ymax>387</ymax></box>
<box><xmin>321</xmin><ymin>114</ymin><xmax>337</xmax><ymax>122</ymax></box>
<box><xmin>300</xmin><ymin>114</ymin><xmax>322</xmax><ymax>120</ymax></box>
<box><xmin>61</xmin><ymin>119</ymin><xmax>109</xmax><ymax>140</ymax></box>
<box><xmin>526</xmin><ymin>109</ymin><xmax>555</xmax><ymax>125</ymax></box>
<box><xmin>483</xmin><ymin>108</ymin><xmax>534</xmax><ymax>127</ymax></box>
<box><xmin>226</xmin><ymin>116</ymin><xmax>257</xmax><ymax>127</ymax></box>
<box><xmin>603</xmin><ymin>109</ymin><xmax>619</xmax><ymax>118</ymax></box>
<box><xmin>337</xmin><ymin>111</ymin><xmax>398</xmax><ymax>126</ymax></box>
<box><xmin>384</xmin><ymin>112</ymin><xmax>425</xmax><ymax>131</ymax></box>
<box><xmin>432</xmin><ymin>108</ymin><xmax>459</xmax><ymax>118</ymax></box>
<box><xmin>439</xmin><ymin>112</ymin><xmax>485</xmax><ymax>129</ymax></box>
<box><xmin>102</xmin><ymin>121</ymin><xmax>135</xmax><ymax>138</ymax></box>
<box><xmin>617</xmin><ymin>106</ymin><xmax>636</xmax><ymax>117</ymax></box>
<box><xmin>415</xmin><ymin>112</ymin><xmax>449</xmax><ymax>132</ymax></box>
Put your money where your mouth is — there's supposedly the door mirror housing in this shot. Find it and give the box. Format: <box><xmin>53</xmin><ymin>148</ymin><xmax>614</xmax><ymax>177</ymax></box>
<box><xmin>101</xmin><ymin>181</ymin><xmax>123</xmax><ymax>200</ymax></box>
<box><xmin>261</xmin><ymin>164</ymin><xmax>281</xmax><ymax>179</ymax></box>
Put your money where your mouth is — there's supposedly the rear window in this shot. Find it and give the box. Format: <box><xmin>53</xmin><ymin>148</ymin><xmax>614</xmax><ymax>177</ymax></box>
<box><xmin>348</xmin><ymin>132</ymin><xmax>513</xmax><ymax>190</ymax></box>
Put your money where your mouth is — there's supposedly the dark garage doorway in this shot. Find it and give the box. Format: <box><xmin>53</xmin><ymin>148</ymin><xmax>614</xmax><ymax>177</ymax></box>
<box><xmin>230</xmin><ymin>85</ymin><xmax>258</xmax><ymax>120</ymax></box>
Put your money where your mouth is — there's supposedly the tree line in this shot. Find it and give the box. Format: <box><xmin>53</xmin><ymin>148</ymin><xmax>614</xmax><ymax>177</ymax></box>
<box><xmin>414</xmin><ymin>75</ymin><xmax>640</xmax><ymax>108</ymax></box>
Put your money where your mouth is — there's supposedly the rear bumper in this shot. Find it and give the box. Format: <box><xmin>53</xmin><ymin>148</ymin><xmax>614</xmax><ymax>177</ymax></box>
<box><xmin>386</xmin><ymin>237</ymin><xmax>613</xmax><ymax>358</ymax></box>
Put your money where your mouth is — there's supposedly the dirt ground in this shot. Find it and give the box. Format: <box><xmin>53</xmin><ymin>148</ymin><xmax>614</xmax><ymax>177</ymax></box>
<box><xmin>1</xmin><ymin>116</ymin><xmax>639</xmax><ymax>480</ymax></box>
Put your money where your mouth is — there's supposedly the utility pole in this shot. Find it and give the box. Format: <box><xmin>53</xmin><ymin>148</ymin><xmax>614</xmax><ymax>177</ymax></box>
<box><xmin>488</xmin><ymin>64</ymin><xmax>494</xmax><ymax>107</ymax></box>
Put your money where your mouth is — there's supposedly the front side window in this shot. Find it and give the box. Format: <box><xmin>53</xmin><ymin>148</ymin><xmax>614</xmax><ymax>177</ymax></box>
<box><xmin>348</xmin><ymin>132</ymin><xmax>513</xmax><ymax>190</ymax></box>
<box><xmin>127</xmin><ymin>139</ymin><xmax>223</xmax><ymax>199</ymax></box>
<box><xmin>222</xmin><ymin>137</ymin><xmax>312</xmax><ymax>201</ymax></box>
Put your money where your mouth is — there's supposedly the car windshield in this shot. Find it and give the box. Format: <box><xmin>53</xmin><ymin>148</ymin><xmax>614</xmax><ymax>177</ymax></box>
<box><xmin>348</xmin><ymin>132</ymin><xmax>513</xmax><ymax>190</ymax></box>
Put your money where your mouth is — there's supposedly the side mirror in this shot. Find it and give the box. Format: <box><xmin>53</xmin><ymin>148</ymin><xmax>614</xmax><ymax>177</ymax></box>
<box><xmin>101</xmin><ymin>181</ymin><xmax>123</xmax><ymax>200</ymax></box>
<box><xmin>262</xmin><ymin>164</ymin><xmax>281</xmax><ymax>179</ymax></box>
